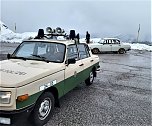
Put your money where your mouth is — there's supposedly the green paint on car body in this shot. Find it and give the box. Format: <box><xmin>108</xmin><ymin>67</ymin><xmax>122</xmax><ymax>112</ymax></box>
<box><xmin>16</xmin><ymin>91</ymin><xmax>43</xmax><ymax>109</ymax></box>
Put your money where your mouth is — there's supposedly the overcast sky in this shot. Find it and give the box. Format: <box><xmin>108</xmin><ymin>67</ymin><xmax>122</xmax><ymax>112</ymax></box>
<box><xmin>1</xmin><ymin>0</ymin><xmax>151</xmax><ymax>41</ymax></box>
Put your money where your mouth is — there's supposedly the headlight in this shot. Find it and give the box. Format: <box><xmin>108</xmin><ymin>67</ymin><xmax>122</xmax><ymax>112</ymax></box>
<box><xmin>0</xmin><ymin>91</ymin><xmax>11</xmax><ymax>104</ymax></box>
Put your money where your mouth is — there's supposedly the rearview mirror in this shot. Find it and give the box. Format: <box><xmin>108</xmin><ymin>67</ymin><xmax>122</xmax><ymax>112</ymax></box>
<box><xmin>7</xmin><ymin>53</ymin><xmax>11</xmax><ymax>59</ymax></box>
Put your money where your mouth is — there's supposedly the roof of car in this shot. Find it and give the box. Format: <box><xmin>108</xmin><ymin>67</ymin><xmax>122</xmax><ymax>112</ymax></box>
<box><xmin>24</xmin><ymin>39</ymin><xmax>76</xmax><ymax>45</ymax></box>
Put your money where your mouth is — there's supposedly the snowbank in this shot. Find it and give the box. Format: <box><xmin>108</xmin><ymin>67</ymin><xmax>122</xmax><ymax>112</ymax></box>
<box><xmin>0</xmin><ymin>21</ymin><xmax>37</xmax><ymax>43</ymax></box>
<box><xmin>124</xmin><ymin>43</ymin><xmax>152</xmax><ymax>52</ymax></box>
<box><xmin>0</xmin><ymin>21</ymin><xmax>13</xmax><ymax>35</ymax></box>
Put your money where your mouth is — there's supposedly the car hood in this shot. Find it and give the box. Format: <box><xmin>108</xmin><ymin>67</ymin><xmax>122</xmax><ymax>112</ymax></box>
<box><xmin>0</xmin><ymin>59</ymin><xmax>65</xmax><ymax>88</ymax></box>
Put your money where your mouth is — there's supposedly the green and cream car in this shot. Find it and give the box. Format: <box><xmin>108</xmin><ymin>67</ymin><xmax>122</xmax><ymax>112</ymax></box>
<box><xmin>0</xmin><ymin>30</ymin><xmax>99</xmax><ymax>126</ymax></box>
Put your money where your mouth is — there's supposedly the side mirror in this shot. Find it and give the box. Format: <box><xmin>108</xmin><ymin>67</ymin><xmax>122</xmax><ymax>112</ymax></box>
<box><xmin>66</xmin><ymin>58</ymin><xmax>76</xmax><ymax>65</ymax></box>
<box><xmin>7</xmin><ymin>53</ymin><xmax>11</xmax><ymax>59</ymax></box>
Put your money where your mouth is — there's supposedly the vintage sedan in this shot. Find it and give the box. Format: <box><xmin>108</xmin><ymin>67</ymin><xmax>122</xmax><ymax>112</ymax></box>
<box><xmin>89</xmin><ymin>38</ymin><xmax>131</xmax><ymax>54</ymax></box>
<box><xmin>0</xmin><ymin>29</ymin><xmax>100</xmax><ymax>126</ymax></box>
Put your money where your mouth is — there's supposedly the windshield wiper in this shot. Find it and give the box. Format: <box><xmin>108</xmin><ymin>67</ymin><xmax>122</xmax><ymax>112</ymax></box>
<box><xmin>10</xmin><ymin>56</ymin><xmax>27</xmax><ymax>61</ymax></box>
<box><xmin>31</xmin><ymin>54</ymin><xmax>50</xmax><ymax>63</ymax></box>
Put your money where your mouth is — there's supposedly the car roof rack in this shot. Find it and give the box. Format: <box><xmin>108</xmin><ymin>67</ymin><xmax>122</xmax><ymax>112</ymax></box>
<box><xmin>34</xmin><ymin>27</ymin><xmax>80</xmax><ymax>43</ymax></box>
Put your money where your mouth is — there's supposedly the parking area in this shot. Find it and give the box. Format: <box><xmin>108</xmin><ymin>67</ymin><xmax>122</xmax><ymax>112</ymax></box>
<box><xmin>0</xmin><ymin>43</ymin><xmax>151</xmax><ymax>126</ymax></box>
<box><xmin>45</xmin><ymin>50</ymin><xmax>151</xmax><ymax>126</ymax></box>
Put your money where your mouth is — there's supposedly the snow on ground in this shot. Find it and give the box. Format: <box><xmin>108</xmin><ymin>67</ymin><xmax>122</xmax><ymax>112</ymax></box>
<box><xmin>0</xmin><ymin>21</ymin><xmax>37</xmax><ymax>43</ymax></box>
<box><xmin>1</xmin><ymin>32</ymin><xmax>37</xmax><ymax>43</ymax></box>
<box><xmin>0</xmin><ymin>21</ymin><xmax>151</xmax><ymax>51</ymax></box>
<box><xmin>0</xmin><ymin>21</ymin><xmax>13</xmax><ymax>35</ymax></box>
<box><xmin>124</xmin><ymin>43</ymin><xmax>152</xmax><ymax>52</ymax></box>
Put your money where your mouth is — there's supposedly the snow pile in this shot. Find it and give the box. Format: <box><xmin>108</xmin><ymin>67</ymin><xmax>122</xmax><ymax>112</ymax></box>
<box><xmin>124</xmin><ymin>43</ymin><xmax>152</xmax><ymax>52</ymax></box>
<box><xmin>0</xmin><ymin>21</ymin><xmax>37</xmax><ymax>43</ymax></box>
<box><xmin>0</xmin><ymin>21</ymin><xmax>13</xmax><ymax>35</ymax></box>
<box><xmin>1</xmin><ymin>32</ymin><xmax>37</xmax><ymax>43</ymax></box>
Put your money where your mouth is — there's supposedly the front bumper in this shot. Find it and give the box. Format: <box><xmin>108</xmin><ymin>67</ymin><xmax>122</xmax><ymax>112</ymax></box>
<box><xmin>0</xmin><ymin>104</ymin><xmax>34</xmax><ymax>125</ymax></box>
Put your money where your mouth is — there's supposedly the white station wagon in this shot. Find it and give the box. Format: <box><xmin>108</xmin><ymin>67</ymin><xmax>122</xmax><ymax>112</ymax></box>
<box><xmin>0</xmin><ymin>28</ymin><xmax>100</xmax><ymax>126</ymax></box>
<box><xmin>89</xmin><ymin>38</ymin><xmax>131</xmax><ymax>54</ymax></box>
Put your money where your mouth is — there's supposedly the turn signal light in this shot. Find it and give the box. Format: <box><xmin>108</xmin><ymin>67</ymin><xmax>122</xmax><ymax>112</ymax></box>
<box><xmin>17</xmin><ymin>94</ymin><xmax>29</xmax><ymax>102</ymax></box>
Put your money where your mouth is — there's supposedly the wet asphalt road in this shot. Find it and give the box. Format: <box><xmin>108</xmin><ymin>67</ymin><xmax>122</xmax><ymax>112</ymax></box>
<box><xmin>0</xmin><ymin>43</ymin><xmax>151</xmax><ymax>126</ymax></box>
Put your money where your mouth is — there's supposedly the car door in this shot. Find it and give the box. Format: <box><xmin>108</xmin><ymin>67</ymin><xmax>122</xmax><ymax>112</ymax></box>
<box><xmin>111</xmin><ymin>39</ymin><xmax>121</xmax><ymax>51</ymax></box>
<box><xmin>101</xmin><ymin>39</ymin><xmax>112</xmax><ymax>52</ymax></box>
<box><xmin>64</xmin><ymin>44</ymin><xmax>84</xmax><ymax>94</ymax></box>
<box><xmin>77</xmin><ymin>44</ymin><xmax>93</xmax><ymax>80</ymax></box>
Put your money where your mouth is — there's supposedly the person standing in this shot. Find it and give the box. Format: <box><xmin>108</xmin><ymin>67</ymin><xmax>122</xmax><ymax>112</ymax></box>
<box><xmin>86</xmin><ymin>31</ymin><xmax>90</xmax><ymax>44</ymax></box>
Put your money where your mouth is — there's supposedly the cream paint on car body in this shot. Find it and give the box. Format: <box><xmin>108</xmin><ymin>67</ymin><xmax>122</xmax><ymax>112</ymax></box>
<box><xmin>0</xmin><ymin>59</ymin><xmax>65</xmax><ymax>88</ymax></box>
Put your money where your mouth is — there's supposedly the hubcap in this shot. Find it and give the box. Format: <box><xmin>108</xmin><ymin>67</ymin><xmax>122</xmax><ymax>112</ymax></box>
<box><xmin>94</xmin><ymin>49</ymin><xmax>98</xmax><ymax>53</ymax></box>
<box><xmin>38</xmin><ymin>98</ymin><xmax>52</xmax><ymax>120</ymax></box>
<box><xmin>120</xmin><ymin>49</ymin><xmax>124</xmax><ymax>54</ymax></box>
<box><xmin>90</xmin><ymin>72</ymin><xmax>94</xmax><ymax>82</ymax></box>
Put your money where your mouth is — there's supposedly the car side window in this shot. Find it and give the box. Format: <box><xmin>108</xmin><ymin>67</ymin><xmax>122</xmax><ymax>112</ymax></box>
<box><xmin>78</xmin><ymin>44</ymin><xmax>90</xmax><ymax>59</ymax></box>
<box><xmin>112</xmin><ymin>39</ymin><xmax>116</xmax><ymax>44</ymax></box>
<box><xmin>67</xmin><ymin>45</ymin><xmax>79</xmax><ymax>60</ymax></box>
<box><xmin>116</xmin><ymin>40</ymin><xmax>120</xmax><ymax>44</ymax></box>
<box><xmin>103</xmin><ymin>40</ymin><xmax>107</xmax><ymax>44</ymax></box>
<box><xmin>112</xmin><ymin>39</ymin><xmax>120</xmax><ymax>44</ymax></box>
<box><xmin>108</xmin><ymin>40</ymin><xmax>112</xmax><ymax>44</ymax></box>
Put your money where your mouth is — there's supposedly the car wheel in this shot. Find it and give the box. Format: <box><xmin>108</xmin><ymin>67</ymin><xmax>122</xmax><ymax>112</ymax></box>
<box><xmin>92</xmin><ymin>48</ymin><xmax>99</xmax><ymax>54</ymax></box>
<box><xmin>118</xmin><ymin>48</ymin><xmax>125</xmax><ymax>54</ymax></box>
<box><xmin>30</xmin><ymin>92</ymin><xmax>55</xmax><ymax>126</ymax></box>
<box><xmin>85</xmin><ymin>71</ymin><xmax>94</xmax><ymax>86</ymax></box>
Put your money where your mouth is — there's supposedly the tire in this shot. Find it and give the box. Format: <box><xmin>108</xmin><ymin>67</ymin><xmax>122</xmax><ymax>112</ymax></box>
<box><xmin>118</xmin><ymin>48</ymin><xmax>125</xmax><ymax>54</ymax></box>
<box><xmin>92</xmin><ymin>48</ymin><xmax>99</xmax><ymax>54</ymax></box>
<box><xmin>85</xmin><ymin>71</ymin><xmax>94</xmax><ymax>86</ymax></box>
<box><xmin>30</xmin><ymin>92</ymin><xmax>55</xmax><ymax>126</ymax></box>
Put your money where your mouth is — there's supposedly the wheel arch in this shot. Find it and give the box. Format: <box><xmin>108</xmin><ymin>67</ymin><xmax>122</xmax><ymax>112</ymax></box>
<box><xmin>118</xmin><ymin>48</ymin><xmax>125</xmax><ymax>51</ymax></box>
<box><xmin>91</xmin><ymin>48</ymin><xmax>100</xmax><ymax>54</ymax></box>
<box><xmin>92</xmin><ymin>66</ymin><xmax>97</xmax><ymax>77</ymax></box>
<box><xmin>118</xmin><ymin>48</ymin><xmax>126</xmax><ymax>54</ymax></box>
<box><xmin>44</xmin><ymin>86</ymin><xmax>60</xmax><ymax>107</ymax></box>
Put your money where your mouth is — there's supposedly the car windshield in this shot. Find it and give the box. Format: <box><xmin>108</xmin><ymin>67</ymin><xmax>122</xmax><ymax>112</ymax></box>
<box><xmin>12</xmin><ymin>41</ymin><xmax>66</xmax><ymax>63</ymax></box>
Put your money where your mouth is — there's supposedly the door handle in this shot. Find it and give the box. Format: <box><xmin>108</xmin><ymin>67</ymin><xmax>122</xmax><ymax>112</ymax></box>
<box><xmin>79</xmin><ymin>64</ymin><xmax>84</xmax><ymax>66</ymax></box>
<box><xmin>90</xmin><ymin>60</ymin><xmax>94</xmax><ymax>62</ymax></box>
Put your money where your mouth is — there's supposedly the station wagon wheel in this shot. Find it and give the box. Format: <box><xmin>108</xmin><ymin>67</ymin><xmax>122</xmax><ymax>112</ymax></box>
<box><xmin>92</xmin><ymin>48</ymin><xmax>99</xmax><ymax>54</ymax></box>
<box><xmin>85</xmin><ymin>71</ymin><xmax>94</xmax><ymax>86</ymax></box>
<box><xmin>30</xmin><ymin>92</ymin><xmax>55</xmax><ymax>126</ymax></box>
<box><xmin>118</xmin><ymin>48</ymin><xmax>125</xmax><ymax>54</ymax></box>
